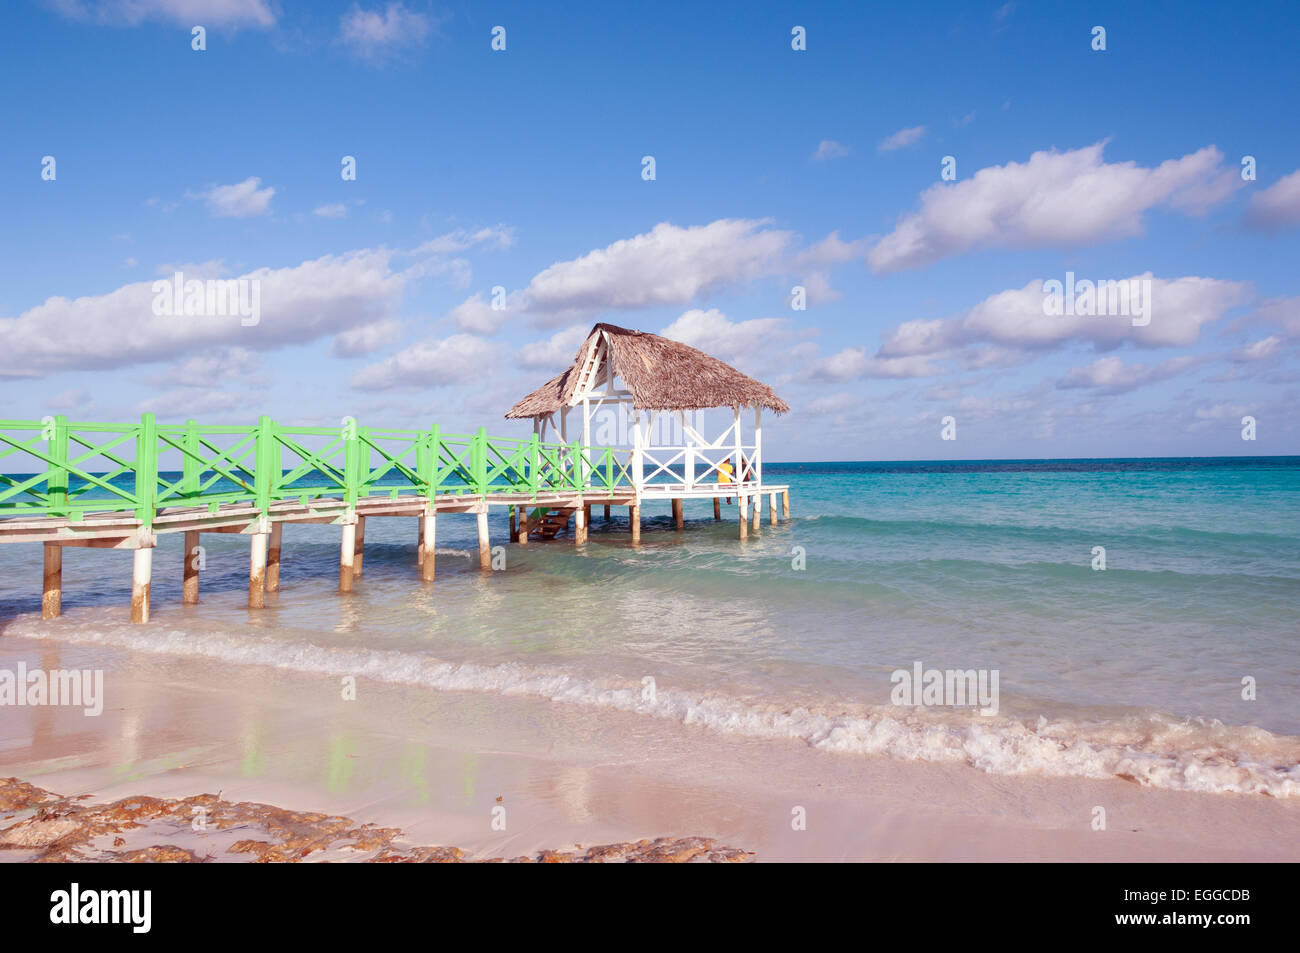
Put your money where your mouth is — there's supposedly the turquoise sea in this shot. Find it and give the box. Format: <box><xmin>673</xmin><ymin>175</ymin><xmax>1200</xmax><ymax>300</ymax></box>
<box><xmin>3</xmin><ymin>456</ymin><xmax>1298</xmax><ymax>796</ymax></box>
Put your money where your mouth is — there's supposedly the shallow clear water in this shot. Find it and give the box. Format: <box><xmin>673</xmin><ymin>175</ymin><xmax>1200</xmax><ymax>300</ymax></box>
<box><xmin>3</xmin><ymin>457</ymin><xmax>1298</xmax><ymax>796</ymax></box>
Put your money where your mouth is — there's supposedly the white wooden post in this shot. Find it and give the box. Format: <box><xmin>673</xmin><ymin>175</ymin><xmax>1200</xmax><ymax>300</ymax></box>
<box><xmin>559</xmin><ymin>406</ymin><xmax>569</xmax><ymax>478</ymax></box>
<box><xmin>421</xmin><ymin>507</ymin><xmax>436</xmax><ymax>581</ymax></box>
<box><xmin>477</xmin><ymin>508</ymin><xmax>491</xmax><ymax>571</ymax></box>
<box><xmin>183</xmin><ymin>530</ymin><xmax>200</xmax><ymax>604</ymax></box>
<box><xmin>249</xmin><ymin>528</ymin><xmax>268</xmax><ymax>609</ymax></box>
<box><xmin>131</xmin><ymin>545</ymin><xmax>153</xmax><ymax>623</ymax></box>
<box><xmin>339</xmin><ymin>517</ymin><xmax>356</xmax><ymax>592</ymax></box>
<box><xmin>574</xmin><ymin>503</ymin><xmax>587</xmax><ymax>544</ymax></box>
<box><xmin>632</xmin><ymin>409</ymin><xmax>645</xmax><ymax>494</ymax></box>
<box><xmin>681</xmin><ymin>411</ymin><xmax>694</xmax><ymax>490</ymax></box>
<box><xmin>732</xmin><ymin>405</ymin><xmax>743</xmax><ymax>488</ymax></box>
<box><xmin>267</xmin><ymin>521</ymin><xmax>282</xmax><ymax>592</ymax></box>
<box><xmin>43</xmin><ymin>543</ymin><xmax>61</xmax><ymax>619</ymax></box>
<box><xmin>354</xmin><ymin>516</ymin><xmax>365</xmax><ymax>577</ymax></box>
<box><xmin>754</xmin><ymin>404</ymin><xmax>763</xmax><ymax>493</ymax></box>
<box><xmin>582</xmin><ymin>396</ymin><xmax>591</xmax><ymax>487</ymax></box>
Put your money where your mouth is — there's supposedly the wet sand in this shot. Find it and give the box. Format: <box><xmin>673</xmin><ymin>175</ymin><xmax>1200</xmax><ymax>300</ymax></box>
<box><xmin>1</xmin><ymin>636</ymin><xmax>1295</xmax><ymax>862</ymax></box>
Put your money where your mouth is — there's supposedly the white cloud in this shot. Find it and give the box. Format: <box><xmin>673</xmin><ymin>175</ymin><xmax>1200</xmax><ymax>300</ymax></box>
<box><xmin>789</xmin><ymin>230</ymin><xmax>869</xmax><ymax>270</ymax></box>
<box><xmin>492</xmin><ymin>220</ymin><xmax>856</xmax><ymax>330</ymax></box>
<box><xmin>878</xmin><ymin>125</ymin><xmax>926</xmax><ymax>153</ymax></box>
<box><xmin>1245</xmin><ymin>168</ymin><xmax>1300</xmax><ymax>229</ymax></box>
<box><xmin>446</xmin><ymin>292</ymin><xmax>509</xmax><ymax>334</ymax></box>
<box><xmin>812</xmin><ymin>139</ymin><xmax>851</xmax><ymax>161</ymax></box>
<box><xmin>1189</xmin><ymin>402</ymin><xmax>1254</xmax><ymax>430</ymax></box>
<box><xmin>957</xmin><ymin>345</ymin><xmax>1024</xmax><ymax>370</ymax></box>
<box><xmin>660</xmin><ymin>309</ymin><xmax>791</xmax><ymax>366</ymax></box>
<box><xmin>331</xmin><ymin>319</ymin><xmax>402</xmax><ymax>357</ymax></box>
<box><xmin>813</xmin><ymin>347</ymin><xmax>941</xmax><ymax>381</ymax></box>
<box><xmin>0</xmin><ymin>230</ymin><xmax>508</xmax><ymax>377</ymax></box>
<box><xmin>350</xmin><ymin>334</ymin><xmax>496</xmax><ymax>390</ymax></box>
<box><xmin>797</xmin><ymin>272</ymin><xmax>841</xmax><ymax>305</ymax></box>
<box><xmin>805</xmin><ymin>393</ymin><xmax>858</xmax><ymax>414</ymax></box>
<box><xmin>314</xmin><ymin>203</ymin><xmax>348</xmax><ymax>219</ymax></box>
<box><xmin>1223</xmin><ymin>336</ymin><xmax>1283</xmax><ymax>366</ymax></box>
<box><xmin>52</xmin><ymin>0</ymin><xmax>275</xmax><ymax>28</ymax></box>
<box><xmin>867</xmin><ymin>142</ymin><xmax>1241</xmax><ymax>273</ymax></box>
<box><xmin>1058</xmin><ymin>355</ymin><xmax>1201</xmax><ymax>395</ymax></box>
<box><xmin>340</xmin><ymin>2</ymin><xmax>434</xmax><ymax>61</ymax></box>
<box><xmin>521</xmin><ymin>219</ymin><xmax>794</xmax><ymax>326</ymax></box>
<box><xmin>415</xmin><ymin>226</ymin><xmax>515</xmax><ymax>256</ymax></box>
<box><xmin>148</xmin><ymin>347</ymin><xmax>261</xmax><ymax>388</ymax></box>
<box><xmin>190</xmin><ymin>177</ymin><xmax>275</xmax><ymax>219</ymax></box>
<box><xmin>517</xmin><ymin>325</ymin><xmax>589</xmax><ymax>369</ymax></box>
<box><xmin>138</xmin><ymin>387</ymin><xmax>249</xmax><ymax>418</ymax></box>
<box><xmin>877</xmin><ymin>274</ymin><xmax>1249</xmax><ymax>359</ymax></box>
<box><xmin>1251</xmin><ymin>296</ymin><xmax>1300</xmax><ymax>339</ymax></box>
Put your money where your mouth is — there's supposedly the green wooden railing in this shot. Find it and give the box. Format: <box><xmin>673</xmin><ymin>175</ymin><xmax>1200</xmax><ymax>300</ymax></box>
<box><xmin>0</xmin><ymin>415</ymin><xmax>635</xmax><ymax>524</ymax></box>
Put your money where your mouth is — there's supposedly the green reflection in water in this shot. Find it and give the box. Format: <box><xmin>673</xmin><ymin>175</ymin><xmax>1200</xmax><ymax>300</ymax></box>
<box><xmin>399</xmin><ymin>745</ymin><xmax>429</xmax><ymax>806</ymax></box>
<box><xmin>240</xmin><ymin>718</ymin><xmax>267</xmax><ymax>777</ymax></box>
<box><xmin>325</xmin><ymin>732</ymin><xmax>359</xmax><ymax>793</ymax></box>
<box><xmin>109</xmin><ymin>746</ymin><xmax>213</xmax><ymax>783</ymax></box>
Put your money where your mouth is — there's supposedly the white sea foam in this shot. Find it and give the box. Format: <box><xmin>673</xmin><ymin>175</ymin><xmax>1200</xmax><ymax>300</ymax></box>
<box><xmin>12</xmin><ymin>621</ymin><xmax>1299</xmax><ymax>798</ymax></box>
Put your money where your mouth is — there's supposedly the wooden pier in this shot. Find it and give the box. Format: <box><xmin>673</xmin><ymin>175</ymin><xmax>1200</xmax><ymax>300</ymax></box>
<box><xmin>1</xmin><ymin>414</ymin><xmax>789</xmax><ymax>622</ymax></box>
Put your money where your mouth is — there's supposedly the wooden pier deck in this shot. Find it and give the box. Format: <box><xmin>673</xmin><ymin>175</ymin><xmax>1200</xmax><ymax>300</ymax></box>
<box><xmin>1</xmin><ymin>415</ymin><xmax>789</xmax><ymax>622</ymax></box>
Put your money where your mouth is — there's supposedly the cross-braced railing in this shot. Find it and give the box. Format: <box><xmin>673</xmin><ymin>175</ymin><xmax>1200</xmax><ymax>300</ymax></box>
<box><xmin>0</xmin><ymin>415</ymin><xmax>645</xmax><ymax>524</ymax></box>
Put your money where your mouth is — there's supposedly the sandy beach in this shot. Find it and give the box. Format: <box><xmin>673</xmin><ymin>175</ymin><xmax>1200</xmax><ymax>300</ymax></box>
<box><xmin>2</xmin><ymin>635</ymin><xmax>1294</xmax><ymax>863</ymax></box>
<box><xmin>5</xmin><ymin>0</ymin><xmax>1300</xmax><ymax>892</ymax></box>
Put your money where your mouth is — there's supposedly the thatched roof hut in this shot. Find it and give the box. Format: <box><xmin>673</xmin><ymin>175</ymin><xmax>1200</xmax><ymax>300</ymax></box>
<box><xmin>505</xmin><ymin>323</ymin><xmax>789</xmax><ymax>419</ymax></box>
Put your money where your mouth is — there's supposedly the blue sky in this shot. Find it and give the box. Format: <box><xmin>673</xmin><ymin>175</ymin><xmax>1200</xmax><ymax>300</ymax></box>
<box><xmin>2</xmin><ymin>0</ymin><xmax>1298</xmax><ymax>461</ymax></box>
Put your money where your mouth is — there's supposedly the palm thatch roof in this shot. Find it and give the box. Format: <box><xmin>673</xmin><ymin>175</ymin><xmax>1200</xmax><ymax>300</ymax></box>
<box><xmin>505</xmin><ymin>323</ymin><xmax>790</xmax><ymax>418</ymax></box>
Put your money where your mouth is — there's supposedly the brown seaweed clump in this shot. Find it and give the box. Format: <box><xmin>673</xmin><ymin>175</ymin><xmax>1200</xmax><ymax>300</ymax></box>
<box><xmin>0</xmin><ymin>777</ymin><xmax>753</xmax><ymax>864</ymax></box>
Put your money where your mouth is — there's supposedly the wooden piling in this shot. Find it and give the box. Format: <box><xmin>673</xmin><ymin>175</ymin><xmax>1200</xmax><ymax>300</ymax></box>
<box><xmin>182</xmin><ymin>530</ymin><xmax>200</xmax><ymax>604</ymax></box>
<box><xmin>782</xmin><ymin>489</ymin><xmax>790</xmax><ymax>519</ymax></box>
<box><xmin>42</xmin><ymin>542</ymin><xmax>61</xmax><ymax>619</ymax></box>
<box><xmin>751</xmin><ymin>492</ymin><xmax>761</xmax><ymax>532</ymax></box>
<box><xmin>713</xmin><ymin>497</ymin><xmax>720</xmax><ymax>521</ymax></box>
<box><xmin>249</xmin><ymin>531</ymin><xmax>268</xmax><ymax>609</ymax></box>
<box><xmin>477</xmin><ymin>509</ymin><xmax>491</xmax><ymax>570</ymax></box>
<box><xmin>421</xmin><ymin>509</ymin><xmax>436</xmax><ymax>581</ymax></box>
<box><xmin>417</xmin><ymin>515</ymin><xmax>425</xmax><ymax>565</ymax></box>
<box><xmin>509</xmin><ymin>506</ymin><xmax>516</xmax><ymax>539</ymax></box>
<box><xmin>738</xmin><ymin>495</ymin><xmax>748</xmax><ymax>540</ymax></box>
<box><xmin>354</xmin><ymin>516</ymin><xmax>366</xmax><ymax>577</ymax></box>
<box><xmin>131</xmin><ymin>546</ymin><xmax>152</xmax><ymax>623</ymax></box>
<box><xmin>629</xmin><ymin>504</ymin><xmax>641</xmax><ymax>544</ymax></box>
<box><xmin>340</xmin><ymin>519</ymin><xmax>357</xmax><ymax>592</ymax></box>
<box><xmin>604</xmin><ymin>504</ymin><xmax>610</xmax><ymax>521</ymax></box>
<box><xmin>672</xmin><ymin>498</ymin><xmax>684</xmax><ymax>530</ymax></box>
<box><xmin>517</xmin><ymin>507</ymin><xmax>529</xmax><ymax>544</ymax></box>
<box><xmin>770</xmin><ymin>491</ymin><xmax>778</xmax><ymax>525</ymax></box>
<box><xmin>267</xmin><ymin>522</ymin><xmax>282</xmax><ymax>592</ymax></box>
<box><xmin>574</xmin><ymin>504</ymin><xmax>587</xmax><ymax>544</ymax></box>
